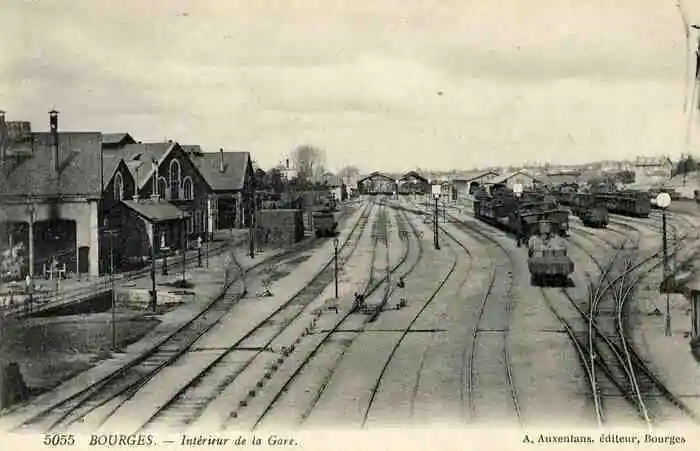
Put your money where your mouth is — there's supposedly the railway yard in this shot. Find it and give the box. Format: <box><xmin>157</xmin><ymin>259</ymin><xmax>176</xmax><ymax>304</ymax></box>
<box><xmin>2</xmin><ymin>193</ymin><xmax>700</xmax><ymax>435</ymax></box>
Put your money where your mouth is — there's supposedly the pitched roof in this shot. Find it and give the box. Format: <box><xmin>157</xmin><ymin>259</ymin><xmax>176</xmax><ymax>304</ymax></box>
<box><xmin>103</xmin><ymin>142</ymin><xmax>175</xmax><ymax>189</ymax></box>
<box><xmin>451</xmin><ymin>170</ymin><xmax>499</xmax><ymax>182</ymax></box>
<box><xmin>398</xmin><ymin>170</ymin><xmax>429</xmax><ymax>183</ymax></box>
<box><xmin>0</xmin><ymin>132</ymin><xmax>103</xmax><ymax>198</ymax></box>
<box><xmin>121</xmin><ymin>199</ymin><xmax>190</xmax><ymax>223</ymax></box>
<box><xmin>190</xmin><ymin>151</ymin><xmax>250</xmax><ymax>192</ymax></box>
<box><xmin>358</xmin><ymin>171</ymin><xmax>396</xmax><ymax>183</ymax></box>
<box><xmin>102</xmin><ymin>133</ymin><xmax>136</xmax><ymax>147</ymax></box>
<box><xmin>486</xmin><ymin>170</ymin><xmax>543</xmax><ymax>185</ymax></box>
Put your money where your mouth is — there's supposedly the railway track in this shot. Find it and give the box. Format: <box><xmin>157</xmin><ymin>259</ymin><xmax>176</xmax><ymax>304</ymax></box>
<box><xmin>214</xmin><ymin>200</ymin><xmax>417</xmax><ymax>430</ymax></box>
<box><xmin>7</xmin><ymin>199</ymin><xmax>375</xmax><ymax>434</ymax></box>
<box><xmin>391</xmin><ymin>200</ymin><xmax>522</xmax><ymax>424</ymax></box>
<box><xmin>125</xmin><ymin>200</ymin><xmax>381</xmax><ymax>432</ymax></box>
<box><xmin>542</xmin><ymin>222</ymin><xmax>700</xmax><ymax>427</ymax></box>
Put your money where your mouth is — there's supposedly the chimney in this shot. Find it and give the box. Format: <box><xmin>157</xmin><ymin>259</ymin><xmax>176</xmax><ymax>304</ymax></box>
<box><xmin>49</xmin><ymin>109</ymin><xmax>59</xmax><ymax>173</ymax></box>
<box><xmin>219</xmin><ymin>148</ymin><xmax>225</xmax><ymax>172</ymax></box>
<box><xmin>0</xmin><ymin>110</ymin><xmax>6</xmax><ymax>160</ymax></box>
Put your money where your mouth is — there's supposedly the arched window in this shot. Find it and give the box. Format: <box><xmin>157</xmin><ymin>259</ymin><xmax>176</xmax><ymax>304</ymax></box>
<box><xmin>158</xmin><ymin>176</ymin><xmax>168</xmax><ymax>200</ymax></box>
<box><xmin>182</xmin><ymin>176</ymin><xmax>194</xmax><ymax>201</ymax></box>
<box><xmin>169</xmin><ymin>159</ymin><xmax>181</xmax><ymax>200</ymax></box>
<box><xmin>114</xmin><ymin>172</ymin><xmax>124</xmax><ymax>201</ymax></box>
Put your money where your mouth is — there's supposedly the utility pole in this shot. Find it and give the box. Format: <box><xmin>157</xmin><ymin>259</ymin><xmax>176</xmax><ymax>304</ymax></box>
<box><xmin>103</xmin><ymin>219</ymin><xmax>118</xmax><ymax>350</ymax></box>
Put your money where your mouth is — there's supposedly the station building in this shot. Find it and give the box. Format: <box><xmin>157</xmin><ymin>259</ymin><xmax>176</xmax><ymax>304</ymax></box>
<box><xmin>0</xmin><ymin>110</ymin><xmax>256</xmax><ymax>280</ymax></box>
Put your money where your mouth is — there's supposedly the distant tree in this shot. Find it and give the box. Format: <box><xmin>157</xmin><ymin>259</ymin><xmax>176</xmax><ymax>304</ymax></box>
<box><xmin>673</xmin><ymin>154</ymin><xmax>698</xmax><ymax>178</ymax></box>
<box><xmin>265</xmin><ymin>168</ymin><xmax>285</xmax><ymax>193</ymax></box>
<box><xmin>254</xmin><ymin>167</ymin><xmax>266</xmax><ymax>190</ymax></box>
<box><xmin>338</xmin><ymin>165</ymin><xmax>361</xmax><ymax>183</ymax></box>
<box><xmin>292</xmin><ymin>145</ymin><xmax>326</xmax><ymax>183</ymax></box>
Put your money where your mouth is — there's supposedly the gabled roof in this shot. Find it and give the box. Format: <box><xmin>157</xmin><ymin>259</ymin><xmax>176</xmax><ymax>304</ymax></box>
<box><xmin>451</xmin><ymin>170</ymin><xmax>499</xmax><ymax>182</ymax></box>
<box><xmin>486</xmin><ymin>170</ymin><xmax>545</xmax><ymax>185</ymax></box>
<box><xmin>103</xmin><ymin>141</ymin><xmax>175</xmax><ymax>190</ymax></box>
<box><xmin>102</xmin><ymin>133</ymin><xmax>136</xmax><ymax>147</ymax></box>
<box><xmin>190</xmin><ymin>151</ymin><xmax>251</xmax><ymax>192</ymax></box>
<box><xmin>121</xmin><ymin>199</ymin><xmax>189</xmax><ymax>223</ymax></box>
<box><xmin>398</xmin><ymin>171</ymin><xmax>429</xmax><ymax>183</ymax></box>
<box><xmin>0</xmin><ymin>132</ymin><xmax>103</xmax><ymax>198</ymax></box>
<box><xmin>357</xmin><ymin>171</ymin><xmax>396</xmax><ymax>183</ymax></box>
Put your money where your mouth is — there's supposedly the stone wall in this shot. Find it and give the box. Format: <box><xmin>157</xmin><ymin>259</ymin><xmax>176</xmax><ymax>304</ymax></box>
<box><xmin>256</xmin><ymin>209</ymin><xmax>305</xmax><ymax>247</ymax></box>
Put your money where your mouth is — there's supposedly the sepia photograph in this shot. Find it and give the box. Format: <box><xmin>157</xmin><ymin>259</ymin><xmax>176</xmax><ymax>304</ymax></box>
<box><xmin>2</xmin><ymin>1</ymin><xmax>700</xmax><ymax>449</ymax></box>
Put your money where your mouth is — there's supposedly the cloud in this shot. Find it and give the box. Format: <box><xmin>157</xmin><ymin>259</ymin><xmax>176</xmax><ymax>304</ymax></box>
<box><xmin>1</xmin><ymin>0</ymin><xmax>699</xmax><ymax>172</ymax></box>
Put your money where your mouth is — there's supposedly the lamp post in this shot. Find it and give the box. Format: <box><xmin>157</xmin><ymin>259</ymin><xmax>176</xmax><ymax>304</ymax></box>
<box><xmin>656</xmin><ymin>192</ymin><xmax>672</xmax><ymax>336</ymax></box>
<box><xmin>333</xmin><ymin>236</ymin><xmax>339</xmax><ymax>299</ymax></box>
<box><xmin>513</xmin><ymin>183</ymin><xmax>524</xmax><ymax>247</ymax></box>
<box><xmin>150</xmin><ymin>226</ymin><xmax>157</xmax><ymax>313</ymax></box>
<box><xmin>103</xmin><ymin>219</ymin><xmax>118</xmax><ymax>351</ymax></box>
<box><xmin>432</xmin><ymin>185</ymin><xmax>441</xmax><ymax>250</ymax></box>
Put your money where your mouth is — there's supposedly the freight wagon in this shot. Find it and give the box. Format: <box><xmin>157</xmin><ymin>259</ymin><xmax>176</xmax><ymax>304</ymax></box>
<box><xmin>472</xmin><ymin>187</ymin><xmax>570</xmax><ymax>243</ymax></box>
<box><xmin>571</xmin><ymin>193</ymin><xmax>609</xmax><ymax>228</ymax></box>
<box><xmin>591</xmin><ymin>190</ymin><xmax>650</xmax><ymax>218</ymax></box>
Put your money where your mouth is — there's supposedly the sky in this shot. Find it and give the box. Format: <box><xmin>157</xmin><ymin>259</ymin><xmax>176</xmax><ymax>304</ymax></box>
<box><xmin>2</xmin><ymin>0</ymin><xmax>700</xmax><ymax>173</ymax></box>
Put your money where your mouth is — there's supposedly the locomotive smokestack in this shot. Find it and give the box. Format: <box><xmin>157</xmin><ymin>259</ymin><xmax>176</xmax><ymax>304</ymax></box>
<box><xmin>219</xmin><ymin>148</ymin><xmax>224</xmax><ymax>173</ymax></box>
<box><xmin>49</xmin><ymin>109</ymin><xmax>59</xmax><ymax>173</ymax></box>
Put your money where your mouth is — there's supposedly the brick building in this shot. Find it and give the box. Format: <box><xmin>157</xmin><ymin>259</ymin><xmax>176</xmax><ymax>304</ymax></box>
<box><xmin>0</xmin><ymin>110</ymin><xmax>103</xmax><ymax>278</ymax></box>
<box><xmin>188</xmin><ymin>148</ymin><xmax>255</xmax><ymax>234</ymax></box>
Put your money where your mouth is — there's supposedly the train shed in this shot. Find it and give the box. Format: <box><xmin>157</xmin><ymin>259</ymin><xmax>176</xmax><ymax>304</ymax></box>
<box><xmin>357</xmin><ymin>171</ymin><xmax>397</xmax><ymax>195</ymax></box>
<box><xmin>397</xmin><ymin>171</ymin><xmax>429</xmax><ymax>195</ymax></box>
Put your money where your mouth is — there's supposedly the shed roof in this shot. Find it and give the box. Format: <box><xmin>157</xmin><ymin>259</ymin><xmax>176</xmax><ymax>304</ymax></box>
<box><xmin>190</xmin><ymin>151</ymin><xmax>251</xmax><ymax>192</ymax></box>
<box><xmin>121</xmin><ymin>199</ymin><xmax>189</xmax><ymax>223</ymax></box>
<box><xmin>358</xmin><ymin>171</ymin><xmax>396</xmax><ymax>183</ymax></box>
<box><xmin>0</xmin><ymin>132</ymin><xmax>104</xmax><ymax>199</ymax></box>
<box><xmin>487</xmin><ymin>170</ymin><xmax>545</xmax><ymax>185</ymax></box>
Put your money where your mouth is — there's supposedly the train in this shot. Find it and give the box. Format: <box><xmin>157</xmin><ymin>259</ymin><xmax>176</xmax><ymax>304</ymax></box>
<box><xmin>312</xmin><ymin>196</ymin><xmax>339</xmax><ymax>237</ymax></box>
<box><xmin>527</xmin><ymin>221</ymin><xmax>574</xmax><ymax>286</ymax></box>
<box><xmin>472</xmin><ymin>185</ymin><xmax>570</xmax><ymax>242</ymax></box>
<box><xmin>570</xmin><ymin>193</ymin><xmax>609</xmax><ymax>228</ymax></box>
<box><xmin>552</xmin><ymin>186</ymin><xmax>649</xmax><ymax>219</ymax></box>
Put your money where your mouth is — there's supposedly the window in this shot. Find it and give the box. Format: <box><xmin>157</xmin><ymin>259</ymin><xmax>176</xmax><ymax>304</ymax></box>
<box><xmin>114</xmin><ymin>172</ymin><xmax>124</xmax><ymax>201</ymax></box>
<box><xmin>182</xmin><ymin>176</ymin><xmax>194</xmax><ymax>201</ymax></box>
<box><xmin>169</xmin><ymin>159</ymin><xmax>181</xmax><ymax>200</ymax></box>
<box><xmin>158</xmin><ymin>177</ymin><xmax>168</xmax><ymax>200</ymax></box>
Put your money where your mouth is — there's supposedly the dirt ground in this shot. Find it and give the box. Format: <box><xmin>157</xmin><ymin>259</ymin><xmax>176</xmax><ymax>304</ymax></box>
<box><xmin>0</xmin><ymin>311</ymin><xmax>159</xmax><ymax>396</ymax></box>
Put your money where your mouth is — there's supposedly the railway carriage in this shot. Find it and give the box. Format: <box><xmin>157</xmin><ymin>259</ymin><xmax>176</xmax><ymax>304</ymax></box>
<box><xmin>571</xmin><ymin>193</ymin><xmax>609</xmax><ymax>228</ymax></box>
<box><xmin>594</xmin><ymin>191</ymin><xmax>650</xmax><ymax>218</ymax></box>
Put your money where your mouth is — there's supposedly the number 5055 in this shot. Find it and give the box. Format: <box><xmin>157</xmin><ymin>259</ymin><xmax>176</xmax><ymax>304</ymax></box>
<box><xmin>43</xmin><ymin>434</ymin><xmax>75</xmax><ymax>446</ymax></box>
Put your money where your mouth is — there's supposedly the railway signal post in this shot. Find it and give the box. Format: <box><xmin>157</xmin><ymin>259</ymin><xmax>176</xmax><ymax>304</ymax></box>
<box><xmin>656</xmin><ymin>192</ymin><xmax>672</xmax><ymax>336</ymax></box>
<box><xmin>432</xmin><ymin>185</ymin><xmax>441</xmax><ymax>250</ymax></box>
